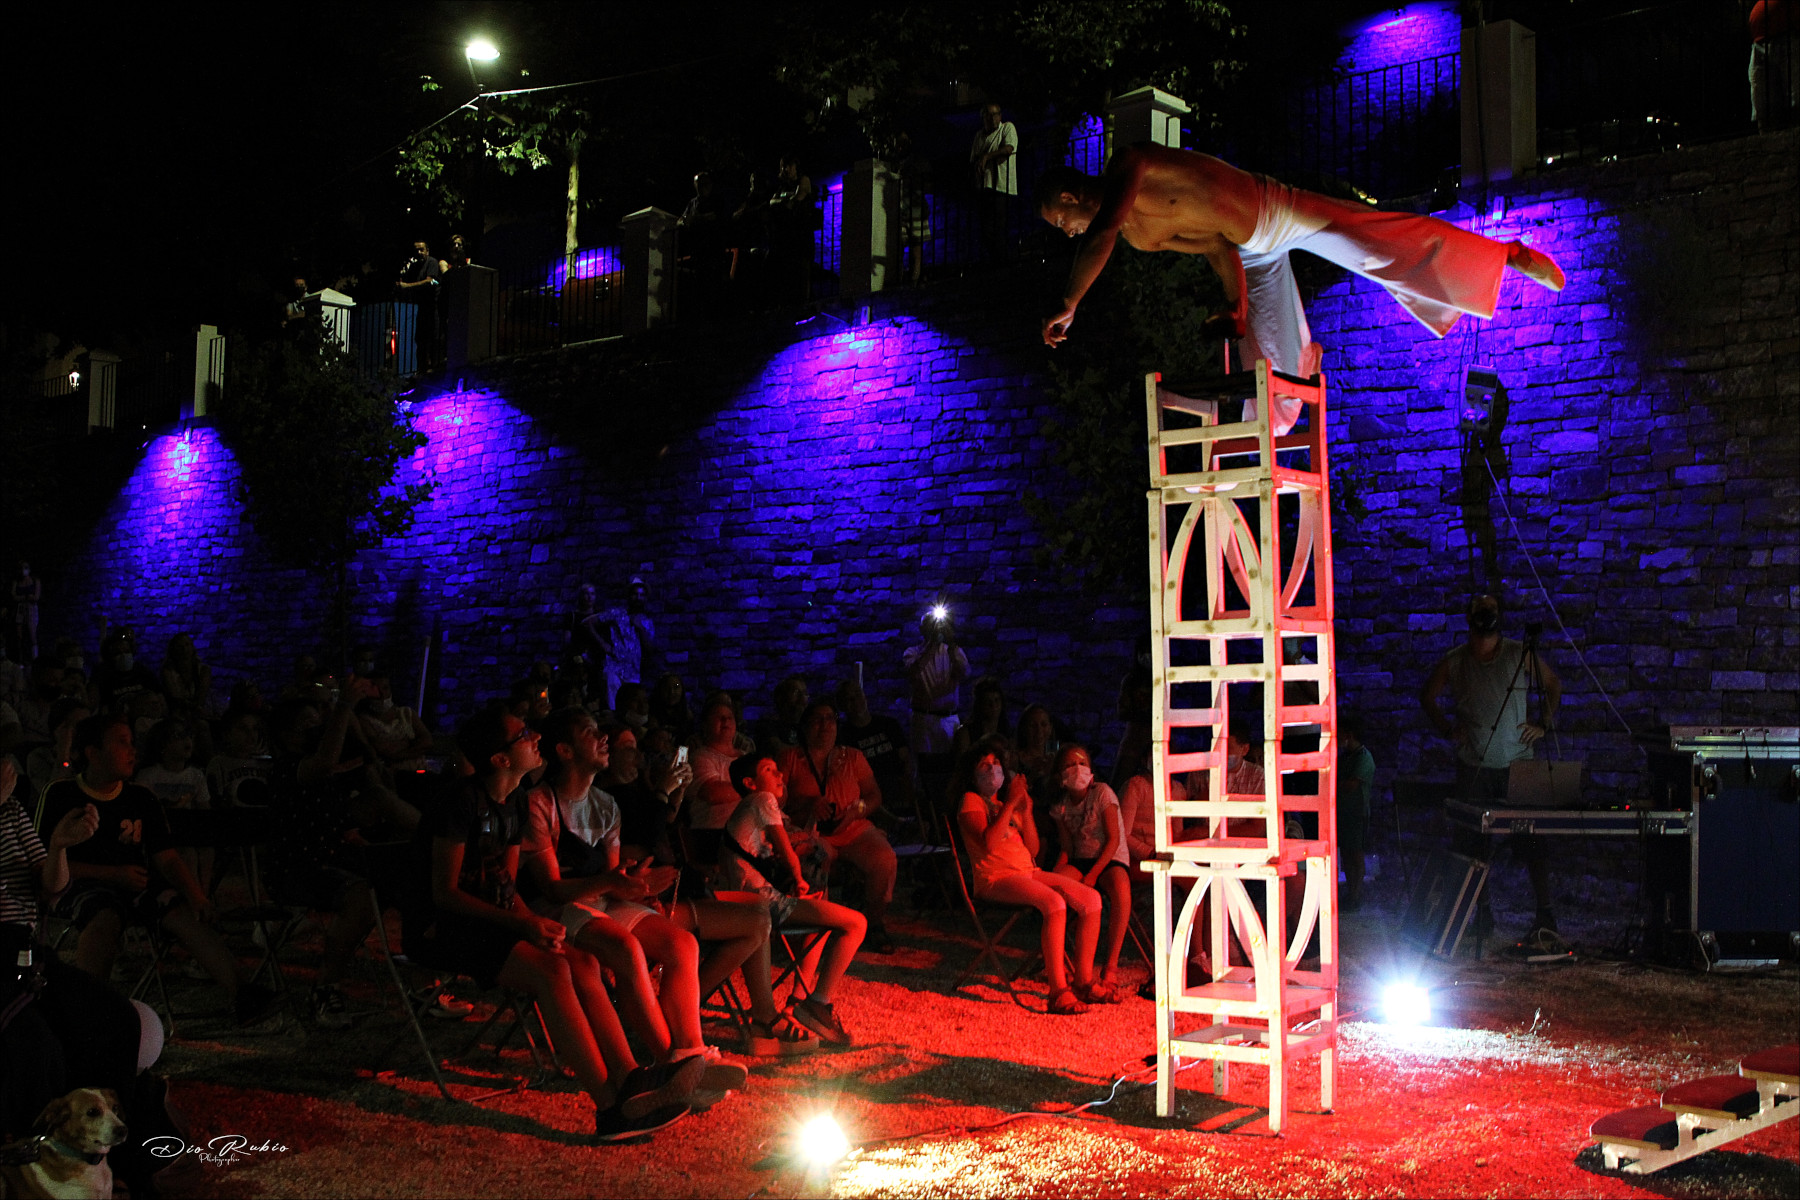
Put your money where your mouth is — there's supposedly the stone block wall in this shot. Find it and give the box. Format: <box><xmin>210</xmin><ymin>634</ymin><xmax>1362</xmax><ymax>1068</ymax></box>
<box><xmin>46</xmin><ymin>131</ymin><xmax>1797</xmax><ymax>807</ymax></box>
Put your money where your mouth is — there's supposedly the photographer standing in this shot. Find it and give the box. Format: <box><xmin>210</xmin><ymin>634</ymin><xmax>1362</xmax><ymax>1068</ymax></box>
<box><xmin>902</xmin><ymin>608</ymin><xmax>969</xmax><ymax>761</ymax></box>
<box><xmin>1420</xmin><ymin>594</ymin><xmax>1563</xmax><ymax>936</ymax></box>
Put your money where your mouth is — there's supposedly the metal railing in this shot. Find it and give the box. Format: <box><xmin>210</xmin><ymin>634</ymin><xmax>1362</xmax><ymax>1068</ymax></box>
<box><xmin>1218</xmin><ymin>52</ymin><xmax>1461</xmax><ymax>200</ymax></box>
<box><xmin>495</xmin><ymin>245</ymin><xmax>626</xmax><ymax>356</ymax></box>
<box><xmin>1536</xmin><ymin>0</ymin><xmax>1777</xmax><ymax>166</ymax></box>
<box><xmin>890</xmin><ymin>123</ymin><xmax>1069</xmax><ymax>280</ymax></box>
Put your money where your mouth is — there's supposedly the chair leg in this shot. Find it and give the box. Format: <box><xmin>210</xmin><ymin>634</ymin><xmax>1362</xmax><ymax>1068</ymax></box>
<box><xmin>369</xmin><ymin>891</ymin><xmax>457</xmax><ymax>1103</ymax></box>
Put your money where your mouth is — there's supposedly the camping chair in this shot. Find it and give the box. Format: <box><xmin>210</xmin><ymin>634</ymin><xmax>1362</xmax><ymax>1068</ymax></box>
<box><xmin>886</xmin><ymin>780</ymin><xmax>957</xmax><ymax>915</ymax></box>
<box><xmin>942</xmin><ymin>813</ymin><xmax>1049</xmax><ymax>1005</ymax></box>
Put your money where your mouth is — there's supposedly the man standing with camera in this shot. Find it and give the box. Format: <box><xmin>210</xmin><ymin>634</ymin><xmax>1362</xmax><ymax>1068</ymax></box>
<box><xmin>902</xmin><ymin>608</ymin><xmax>969</xmax><ymax>761</ymax></box>
<box><xmin>1420</xmin><ymin>594</ymin><xmax>1563</xmax><ymax>937</ymax></box>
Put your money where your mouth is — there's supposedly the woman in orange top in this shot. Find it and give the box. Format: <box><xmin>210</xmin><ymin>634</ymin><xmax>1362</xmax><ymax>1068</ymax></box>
<box><xmin>953</xmin><ymin>736</ymin><xmax>1109</xmax><ymax>1013</ymax></box>
<box><xmin>778</xmin><ymin>701</ymin><xmax>898</xmax><ymax>952</ymax></box>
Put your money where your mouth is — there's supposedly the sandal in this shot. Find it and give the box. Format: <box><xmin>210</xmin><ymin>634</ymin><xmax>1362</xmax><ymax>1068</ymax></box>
<box><xmin>1048</xmin><ymin>988</ymin><xmax>1091</xmax><ymax>1016</ymax></box>
<box><xmin>746</xmin><ymin>1014</ymin><xmax>816</xmax><ymax>1057</ymax></box>
<box><xmin>1077</xmin><ymin>980</ymin><xmax>1122</xmax><ymax>1005</ymax></box>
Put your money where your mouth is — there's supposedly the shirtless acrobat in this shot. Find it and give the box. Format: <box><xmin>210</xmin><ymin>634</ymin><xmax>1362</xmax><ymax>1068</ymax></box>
<box><xmin>1037</xmin><ymin>145</ymin><xmax>1564</xmax><ymax>379</ymax></box>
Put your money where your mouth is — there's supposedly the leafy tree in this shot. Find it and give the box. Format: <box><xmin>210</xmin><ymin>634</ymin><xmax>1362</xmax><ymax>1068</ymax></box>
<box><xmin>216</xmin><ymin>319</ymin><xmax>432</xmax><ymax>650</ymax></box>
<box><xmin>774</xmin><ymin>0</ymin><xmax>1246</xmax><ymax>157</ymax></box>
<box><xmin>397</xmin><ymin>82</ymin><xmax>599</xmax><ymax>256</ymax></box>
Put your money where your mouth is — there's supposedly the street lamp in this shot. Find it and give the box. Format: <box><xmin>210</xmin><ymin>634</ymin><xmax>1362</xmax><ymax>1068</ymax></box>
<box><xmin>465</xmin><ymin>38</ymin><xmax>498</xmax><ymax>93</ymax></box>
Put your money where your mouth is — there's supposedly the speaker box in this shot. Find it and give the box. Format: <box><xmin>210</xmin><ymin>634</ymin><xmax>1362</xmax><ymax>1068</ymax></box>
<box><xmin>1645</xmin><ymin>760</ymin><xmax>1800</xmax><ymax>966</ymax></box>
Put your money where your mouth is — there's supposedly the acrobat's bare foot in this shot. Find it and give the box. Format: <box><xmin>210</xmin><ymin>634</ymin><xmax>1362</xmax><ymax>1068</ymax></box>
<box><xmin>1506</xmin><ymin>241</ymin><xmax>1565</xmax><ymax>291</ymax></box>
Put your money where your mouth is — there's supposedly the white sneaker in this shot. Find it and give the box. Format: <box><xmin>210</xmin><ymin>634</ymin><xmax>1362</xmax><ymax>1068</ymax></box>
<box><xmin>415</xmin><ymin>990</ymin><xmax>474</xmax><ymax>1020</ymax></box>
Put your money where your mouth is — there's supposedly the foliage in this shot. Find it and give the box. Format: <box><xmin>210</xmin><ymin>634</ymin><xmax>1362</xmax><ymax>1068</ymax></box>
<box><xmin>773</xmin><ymin>0</ymin><xmax>1246</xmax><ymax>158</ymax></box>
<box><xmin>395</xmin><ymin>79</ymin><xmax>600</xmax><ymax>247</ymax></box>
<box><xmin>215</xmin><ymin>319</ymin><xmax>431</xmax><ymax>571</ymax></box>
<box><xmin>1024</xmin><ymin>243</ymin><xmax>1223</xmax><ymax>598</ymax></box>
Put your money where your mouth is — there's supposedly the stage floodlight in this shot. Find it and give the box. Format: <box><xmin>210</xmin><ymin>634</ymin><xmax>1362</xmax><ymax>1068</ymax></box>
<box><xmin>799</xmin><ymin>1114</ymin><xmax>848</xmax><ymax>1165</ymax></box>
<box><xmin>1460</xmin><ymin>365</ymin><xmax>1503</xmax><ymax>434</ymax></box>
<box><xmin>1382</xmin><ymin>981</ymin><xmax>1431</xmax><ymax>1026</ymax></box>
<box><xmin>465</xmin><ymin>39</ymin><xmax>500</xmax><ymax>61</ymax></box>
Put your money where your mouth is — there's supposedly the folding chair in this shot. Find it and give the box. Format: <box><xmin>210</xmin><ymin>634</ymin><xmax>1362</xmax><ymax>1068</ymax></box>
<box><xmin>886</xmin><ymin>783</ymin><xmax>958</xmax><ymax>915</ymax></box>
<box><xmin>942</xmin><ymin>814</ymin><xmax>1047</xmax><ymax>1004</ymax></box>
<box><xmin>365</xmin><ymin>885</ymin><xmax>560</xmax><ymax>1104</ymax></box>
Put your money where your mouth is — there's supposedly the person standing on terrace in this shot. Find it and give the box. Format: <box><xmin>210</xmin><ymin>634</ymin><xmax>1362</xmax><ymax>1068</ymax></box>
<box><xmin>1036</xmin><ymin>147</ymin><xmax>1564</xmax><ymax>414</ymax></box>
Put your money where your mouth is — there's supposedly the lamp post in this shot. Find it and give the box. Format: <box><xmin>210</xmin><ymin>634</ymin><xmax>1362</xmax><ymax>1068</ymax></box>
<box><xmin>464</xmin><ymin>38</ymin><xmax>498</xmax><ymax>94</ymax></box>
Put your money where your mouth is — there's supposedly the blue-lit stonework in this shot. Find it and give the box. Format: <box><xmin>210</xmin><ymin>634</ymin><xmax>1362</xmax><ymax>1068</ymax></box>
<box><xmin>50</xmin><ymin>129</ymin><xmax>1798</xmax><ymax>800</ymax></box>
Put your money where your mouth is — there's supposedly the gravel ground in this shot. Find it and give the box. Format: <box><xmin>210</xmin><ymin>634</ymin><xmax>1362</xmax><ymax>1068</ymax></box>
<box><xmin>136</xmin><ymin>871</ymin><xmax>1797</xmax><ymax>1200</ymax></box>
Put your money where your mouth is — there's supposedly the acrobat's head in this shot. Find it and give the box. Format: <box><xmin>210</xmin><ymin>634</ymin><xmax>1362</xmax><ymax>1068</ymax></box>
<box><xmin>1035</xmin><ymin>166</ymin><xmax>1102</xmax><ymax>236</ymax></box>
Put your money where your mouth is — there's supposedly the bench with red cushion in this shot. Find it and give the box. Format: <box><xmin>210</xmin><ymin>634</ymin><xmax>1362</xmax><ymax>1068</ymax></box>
<box><xmin>1662</xmin><ymin>1075</ymin><xmax>1761</xmax><ymax>1120</ymax></box>
<box><xmin>1740</xmin><ymin>1044</ymin><xmax>1799</xmax><ymax>1086</ymax></box>
<box><xmin>1590</xmin><ymin>1105</ymin><xmax>1681</xmax><ymax>1151</ymax></box>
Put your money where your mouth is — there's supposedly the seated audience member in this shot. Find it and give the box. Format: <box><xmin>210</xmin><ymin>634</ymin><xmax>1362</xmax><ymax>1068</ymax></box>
<box><xmin>134</xmin><ymin>715</ymin><xmax>214</xmax><ymax>894</ymax></box>
<box><xmin>612</xmin><ymin>682</ymin><xmax>652</xmax><ymax>735</ymax></box>
<box><xmin>719</xmin><ymin>751</ymin><xmax>865</xmax><ymax>1045</ymax></box>
<box><xmin>0</xmin><ymin>758</ymin><xmax>180</xmax><ymax>1198</ymax></box>
<box><xmin>207</xmin><ymin>708</ymin><xmax>272</xmax><ymax>807</ymax></box>
<box><xmin>1014</xmin><ymin>703</ymin><xmax>1062</xmax><ymax>863</ymax></box>
<box><xmin>159</xmin><ymin>632</ymin><xmax>213</xmax><ymax>722</ymax></box>
<box><xmin>40</xmin><ymin>714</ymin><xmax>280</xmax><ymax>1024</ymax></box>
<box><xmin>26</xmin><ymin>697</ymin><xmax>89</xmax><ymax>800</ymax></box>
<box><xmin>751</xmin><ymin>676</ymin><xmax>808</xmax><ymax>755</ymax></box>
<box><xmin>261</xmin><ymin>697</ymin><xmax>391</xmax><ymax>1028</ymax></box>
<box><xmin>1047</xmin><ymin>744</ymin><xmax>1130</xmax><ymax>991</ymax></box>
<box><xmin>414</xmin><ymin>707</ymin><xmax>699</xmax><ymax>1139</ymax></box>
<box><xmin>778</xmin><ymin>701</ymin><xmax>897</xmax><ymax>952</ymax></box>
<box><xmin>953</xmin><ymin>736</ymin><xmax>1105</xmax><ymax>1014</ymax></box>
<box><xmin>688</xmin><ymin>697</ymin><xmax>742</xmax><ymax>790</ymax></box>
<box><xmin>648</xmin><ymin>673</ymin><xmax>694</xmax><ymax>742</ymax></box>
<box><xmin>92</xmin><ymin>628</ymin><xmax>161</xmax><ymax>714</ymax></box>
<box><xmin>522</xmin><ymin>708</ymin><xmax>759</xmax><ymax>1093</ymax></box>
<box><xmin>1337</xmin><ymin>710</ymin><xmax>1375</xmax><ymax>911</ymax></box>
<box><xmin>356</xmin><ymin>672</ymin><xmax>432</xmax><ymax>771</ymax></box>
<box><xmin>15</xmin><ymin>662</ymin><xmax>64</xmax><ymax>746</ymax></box>
<box><xmin>1118</xmin><ymin>750</ymin><xmax>1188</xmax><ymax>868</ymax></box>
<box><xmin>510</xmin><ymin>677</ymin><xmax>552</xmax><ymax>723</ymax></box>
<box><xmin>836</xmin><ymin>676</ymin><xmax>913</xmax><ymax>824</ymax></box>
<box><xmin>601</xmin><ymin>725</ymin><xmax>689</xmax><ymax>865</ymax></box>
<box><xmin>126</xmin><ymin>688</ymin><xmax>170</xmax><ymax>744</ymax></box>
<box><xmin>950</xmin><ymin>675</ymin><xmax>1009</xmax><ymax>758</ymax></box>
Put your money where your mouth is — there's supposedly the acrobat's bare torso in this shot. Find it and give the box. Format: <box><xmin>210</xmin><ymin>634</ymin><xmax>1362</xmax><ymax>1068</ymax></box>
<box><xmin>1041</xmin><ymin>144</ymin><xmax>1563</xmax><ymax>378</ymax></box>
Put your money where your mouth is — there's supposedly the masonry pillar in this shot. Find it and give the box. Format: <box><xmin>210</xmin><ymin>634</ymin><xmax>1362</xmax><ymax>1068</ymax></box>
<box><xmin>303</xmin><ymin>288</ymin><xmax>356</xmax><ymax>348</ymax></box>
<box><xmin>841</xmin><ymin>157</ymin><xmax>900</xmax><ymax>297</ymax></box>
<box><xmin>1107</xmin><ymin>85</ymin><xmax>1190</xmax><ymax>158</ymax></box>
<box><xmin>82</xmin><ymin>349</ymin><xmax>121</xmax><ymax>432</ymax></box>
<box><xmin>187</xmin><ymin>324</ymin><xmax>224</xmax><ymax>420</ymax></box>
<box><xmin>445</xmin><ymin>265</ymin><xmax>499</xmax><ymax>367</ymax></box>
<box><xmin>1460</xmin><ymin>18</ymin><xmax>1536</xmax><ymax>184</ymax></box>
<box><xmin>619</xmin><ymin>207</ymin><xmax>677</xmax><ymax>333</ymax></box>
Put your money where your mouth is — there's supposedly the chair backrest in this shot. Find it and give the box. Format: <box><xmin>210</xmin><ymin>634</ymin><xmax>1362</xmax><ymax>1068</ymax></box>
<box><xmin>942</xmin><ymin>812</ymin><xmax>981</xmax><ymax>914</ymax></box>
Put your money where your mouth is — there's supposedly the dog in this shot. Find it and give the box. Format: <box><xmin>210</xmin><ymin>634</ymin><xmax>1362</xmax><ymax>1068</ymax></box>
<box><xmin>0</xmin><ymin>1088</ymin><xmax>129</xmax><ymax>1200</ymax></box>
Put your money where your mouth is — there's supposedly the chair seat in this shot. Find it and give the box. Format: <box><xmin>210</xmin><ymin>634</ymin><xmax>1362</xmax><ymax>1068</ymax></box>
<box><xmin>1591</xmin><ymin>1104</ymin><xmax>1680</xmax><ymax>1151</ymax></box>
<box><xmin>1662</xmin><ymin>1075</ymin><xmax>1761</xmax><ymax>1120</ymax></box>
<box><xmin>1741</xmin><ymin>1044</ymin><xmax>1800</xmax><ymax>1086</ymax></box>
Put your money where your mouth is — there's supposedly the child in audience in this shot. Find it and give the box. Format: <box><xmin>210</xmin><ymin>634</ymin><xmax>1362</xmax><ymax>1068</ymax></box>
<box><xmin>40</xmin><ymin>715</ymin><xmax>280</xmax><ymax>1026</ymax></box>
<box><xmin>719</xmin><ymin>750</ymin><xmax>866</xmax><ymax>1046</ymax></box>
<box><xmin>1047</xmin><ymin>743</ymin><xmax>1130</xmax><ymax>993</ymax></box>
<box><xmin>134</xmin><ymin>716</ymin><xmax>214</xmax><ymax>894</ymax></box>
<box><xmin>954</xmin><ymin>736</ymin><xmax>1106</xmax><ymax>1014</ymax></box>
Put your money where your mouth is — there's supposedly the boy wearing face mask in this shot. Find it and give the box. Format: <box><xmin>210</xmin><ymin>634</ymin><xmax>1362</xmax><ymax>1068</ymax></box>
<box><xmin>93</xmin><ymin>629</ymin><xmax>160</xmax><ymax>713</ymax></box>
<box><xmin>1047</xmin><ymin>744</ymin><xmax>1131</xmax><ymax>992</ymax></box>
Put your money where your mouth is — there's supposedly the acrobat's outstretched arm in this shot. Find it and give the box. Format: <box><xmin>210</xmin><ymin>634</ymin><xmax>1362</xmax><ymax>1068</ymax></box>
<box><xmin>1043</xmin><ymin>152</ymin><xmax>1150</xmax><ymax>346</ymax></box>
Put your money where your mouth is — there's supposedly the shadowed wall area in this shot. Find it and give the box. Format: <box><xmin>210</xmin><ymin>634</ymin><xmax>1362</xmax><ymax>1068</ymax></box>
<box><xmin>48</xmin><ymin>130</ymin><xmax>1797</xmax><ymax>796</ymax></box>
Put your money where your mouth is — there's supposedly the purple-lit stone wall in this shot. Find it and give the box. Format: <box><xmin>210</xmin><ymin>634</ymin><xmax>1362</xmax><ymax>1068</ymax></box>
<box><xmin>55</xmin><ymin>270</ymin><xmax>1145</xmax><ymax>750</ymax></box>
<box><xmin>1337</xmin><ymin>2</ymin><xmax>1460</xmax><ymax>74</ymax></box>
<box><xmin>1317</xmin><ymin>129</ymin><xmax>1800</xmax><ymax>793</ymax></box>
<box><xmin>50</xmin><ymin>130</ymin><xmax>1798</xmax><ymax>802</ymax></box>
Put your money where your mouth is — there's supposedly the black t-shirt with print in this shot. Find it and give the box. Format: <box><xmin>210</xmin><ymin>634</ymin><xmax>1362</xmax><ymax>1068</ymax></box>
<box><xmin>426</xmin><ymin>775</ymin><xmax>522</xmax><ymax>910</ymax></box>
<box><xmin>844</xmin><ymin>713</ymin><xmax>908</xmax><ymax>794</ymax></box>
<box><xmin>40</xmin><ymin>779</ymin><xmax>171</xmax><ymax>869</ymax></box>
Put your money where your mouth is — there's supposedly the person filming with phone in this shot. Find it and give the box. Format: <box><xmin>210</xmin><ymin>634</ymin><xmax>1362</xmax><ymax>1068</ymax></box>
<box><xmin>903</xmin><ymin>605</ymin><xmax>969</xmax><ymax>762</ymax></box>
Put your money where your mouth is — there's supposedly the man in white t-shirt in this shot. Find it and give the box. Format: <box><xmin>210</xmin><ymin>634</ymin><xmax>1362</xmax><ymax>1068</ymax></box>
<box><xmin>970</xmin><ymin>103</ymin><xmax>1018</xmax><ymax>260</ymax></box>
<box><xmin>902</xmin><ymin>612</ymin><xmax>969</xmax><ymax>760</ymax></box>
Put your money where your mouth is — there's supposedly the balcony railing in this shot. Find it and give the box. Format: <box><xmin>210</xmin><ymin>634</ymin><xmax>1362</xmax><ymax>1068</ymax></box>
<box><xmin>495</xmin><ymin>245</ymin><xmax>626</xmax><ymax>356</ymax></box>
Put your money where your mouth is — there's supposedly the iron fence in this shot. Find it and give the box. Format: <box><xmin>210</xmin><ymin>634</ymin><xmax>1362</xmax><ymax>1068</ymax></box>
<box><xmin>495</xmin><ymin>245</ymin><xmax>626</xmax><ymax>356</ymax></box>
<box><xmin>1536</xmin><ymin>0</ymin><xmax>1775</xmax><ymax>166</ymax></box>
<box><xmin>1218</xmin><ymin>52</ymin><xmax>1461</xmax><ymax>201</ymax></box>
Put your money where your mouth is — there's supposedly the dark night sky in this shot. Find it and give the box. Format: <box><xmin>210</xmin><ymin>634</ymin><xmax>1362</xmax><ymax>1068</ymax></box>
<box><xmin>11</xmin><ymin>2</ymin><xmax>786</xmax><ymax>350</ymax></box>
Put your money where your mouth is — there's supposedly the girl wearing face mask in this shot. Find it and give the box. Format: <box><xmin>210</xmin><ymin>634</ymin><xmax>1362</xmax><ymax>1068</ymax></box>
<box><xmin>1048</xmin><ymin>744</ymin><xmax>1130</xmax><ymax>995</ymax></box>
<box><xmin>953</xmin><ymin>736</ymin><xmax>1106</xmax><ymax>1014</ymax></box>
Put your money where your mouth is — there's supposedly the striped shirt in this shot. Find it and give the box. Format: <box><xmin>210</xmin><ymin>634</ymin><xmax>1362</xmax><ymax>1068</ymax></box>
<box><xmin>1</xmin><ymin>796</ymin><xmax>47</xmax><ymax>929</ymax></box>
